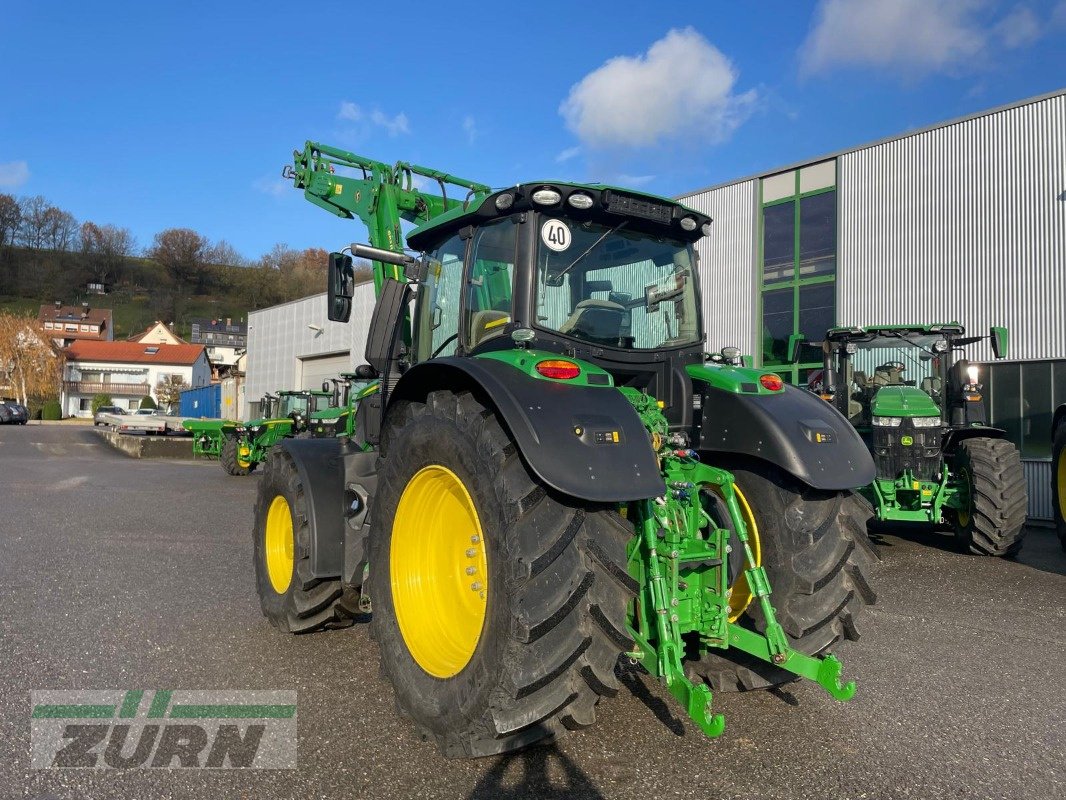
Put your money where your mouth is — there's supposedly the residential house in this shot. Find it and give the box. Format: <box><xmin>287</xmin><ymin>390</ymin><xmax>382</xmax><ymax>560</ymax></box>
<box><xmin>128</xmin><ymin>321</ymin><xmax>186</xmax><ymax>346</ymax></box>
<box><xmin>38</xmin><ymin>303</ymin><xmax>113</xmax><ymax>348</ymax></box>
<box><xmin>190</xmin><ymin>317</ymin><xmax>246</xmax><ymax>379</ymax></box>
<box><xmin>61</xmin><ymin>340</ymin><xmax>210</xmax><ymax>416</ymax></box>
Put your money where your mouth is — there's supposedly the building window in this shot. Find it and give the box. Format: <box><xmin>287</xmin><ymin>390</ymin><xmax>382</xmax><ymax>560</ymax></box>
<box><xmin>79</xmin><ymin>398</ymin><xmax>91</xmax><ymax>411</ymax></box>
<box><xmin>759</xmin><ymin>160</ymin><xmax>837</xmax><ymax>380</ymax></box>
<box><xmin>983</xmin><ymin>359</ymin><xmax>1066</xmax><ymax>459</ymax></box>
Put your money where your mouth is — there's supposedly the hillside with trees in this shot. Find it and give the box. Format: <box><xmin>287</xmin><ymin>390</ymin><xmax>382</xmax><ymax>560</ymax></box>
<box><xmin>0</xmin><ymin>191</ymin><xmax>370</xmax><ymax>340</ymax></box>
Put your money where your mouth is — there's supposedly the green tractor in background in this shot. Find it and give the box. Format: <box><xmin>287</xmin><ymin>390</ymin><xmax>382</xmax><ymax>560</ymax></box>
<box><xmin>805</xmin><ymin>324</ymin><xmax>1027</xmax><ymax>556</ymax></box>
<box><xmin>185</xmin><ymin>388</ymin><xmax>336</xmax><ymax>476</ymax></box>
<box><xmin>1053</xmin><ymin>403</ymin><xmax>1066</xmax><ymax>551</ymax></box>
<box><xmin>252</xmin><ymin>141</ymin><xmax>881</xmax><ymax>758</ymax></box>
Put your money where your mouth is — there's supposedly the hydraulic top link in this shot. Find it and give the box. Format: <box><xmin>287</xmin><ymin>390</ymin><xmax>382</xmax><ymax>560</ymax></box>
<box><xmin>285</xmin><ymin>141</ymin><xmax>491</xmax><ymax>292</ymax></box>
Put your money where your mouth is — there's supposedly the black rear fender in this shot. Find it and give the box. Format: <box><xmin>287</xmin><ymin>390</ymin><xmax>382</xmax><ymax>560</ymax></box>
<box><xmin>695</xmin><ymin>382</ymin><xmax>875</xmax><ymax>491</ymax></box>
<box><xmin>388</xmin><ymin>358</ymin><xmax>667</xmax><ymax>503</ymax></box>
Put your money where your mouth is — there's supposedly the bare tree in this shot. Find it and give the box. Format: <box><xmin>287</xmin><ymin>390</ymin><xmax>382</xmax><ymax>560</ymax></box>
<box><xmin>0</xmin><ymin>311</ymin><xmax>63</xmax><ymax>406</ymax></box>
<box><xmin>155</xmin><ymin>374</ymin><xmax>190</xmax><ymax>411</ymax></box>
<box><xmin>0</xmin><ymin>194</ymin><xmax>21</xmax><ymax>246</ymax></box>
<box><xmin>16</xmin><ymin>195</ymin><xmax>50</xmax><ymax>249</ymax></box>
<box><xmin>205</xmin><ymin>239</ymin><xmax>247</xmax><ymax>267</ymax></box>
<box><xmin>149</xmin><ymin>228</ymin><xmax>210</xmax><ymax>293</ymax></box>
<box><xmin>81</xmin><ymin>222</ymin><xmax>136</xmax><ymax>286</ymax></box>
<box><xmin>42</xmin><ymin>207</ymin><xmax>78</xmax><ymax>251</ymax></box>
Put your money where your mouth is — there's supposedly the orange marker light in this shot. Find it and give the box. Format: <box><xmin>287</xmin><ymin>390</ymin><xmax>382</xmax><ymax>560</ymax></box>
<box><xmin>759</xmin><ymin>373</ymin><xmax>784</xmax><ymax>391</ymax></box>
<box><xmin>536</xmin><ymin>360</ymin><xmax>581</xmax><ymax>380</ymax></box>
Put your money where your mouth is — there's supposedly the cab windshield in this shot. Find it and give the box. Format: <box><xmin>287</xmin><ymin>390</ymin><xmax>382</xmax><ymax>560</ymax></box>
<box><xmin>535</xmin><ymin>219</ymin><xmax>700</xmax><ymax>350</ymax></box>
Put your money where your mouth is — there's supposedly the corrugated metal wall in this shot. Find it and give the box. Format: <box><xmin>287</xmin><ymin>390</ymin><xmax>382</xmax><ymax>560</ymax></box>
<box><xmin>678</xmin><ymin>180</ymin><xmax>758</xmax><ymax>356</ymax></box>
<box><xmin>1024</xmin><ymin>460</ymin><xmax>1054</xmax><ymax>521</ymax></box>
<box><xmin>837</xmin><ymin>94</ymin><xmax>1066</xmax><ymax>362</ymax></box>
<box><xmin>245</xmin><ymin>283</ymin><xmax>376</xmax><ymax>419</ymax></box>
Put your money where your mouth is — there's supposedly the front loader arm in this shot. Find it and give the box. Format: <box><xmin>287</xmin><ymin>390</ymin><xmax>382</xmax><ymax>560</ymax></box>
<box><xmin>285</xmin><ymin>141</ymin><xmax>491</xmax><ymax>292</ymax></box>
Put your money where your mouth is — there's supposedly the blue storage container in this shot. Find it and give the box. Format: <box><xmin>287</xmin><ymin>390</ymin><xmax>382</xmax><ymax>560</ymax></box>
<box><xmin>179</xmin><ymin>384</ymin><xmax>221</xmax><ymax>418</ymax></box>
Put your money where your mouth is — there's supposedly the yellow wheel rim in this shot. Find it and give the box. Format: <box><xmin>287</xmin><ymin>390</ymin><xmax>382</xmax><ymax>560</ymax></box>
<box><xmin>710</xmin><ymin>485</ymin><xmax>762</xmax><ymax>622</ymax></box>
<box><xmin>391</xmin><ymin>465</ymin><xmax>488</xmax><ymax>679</ymax></box>
<box><xmin>1056</xmin><ymin>447</ymin><xmax>1066</xmax><ymax>522</ymax></box>
<box><xmin>238</xmin><ymin>445</ymin><xmax>252</xmax><ymax>468</ymax></box>
<box><xmin>264</xmin><ymin>495</ymin><xmax>294</xmax><ymax>594</ymax></box>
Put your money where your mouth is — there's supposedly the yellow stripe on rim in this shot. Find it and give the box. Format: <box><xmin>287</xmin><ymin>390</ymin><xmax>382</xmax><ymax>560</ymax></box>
<box><xmin>709</xmin><ymin>484</ymin><xmax>762</xmax><ymax>622</ymax></box>
<box><xmin>264</xmin><ymin>495</ymin><xmax>294</xmax><ymax>594</ymax></box>
<box><xmin>391</xmin><ymin>465</ymin><xmax>488</xmax><ymax>678</ymax></box>
<box><xmin>1057</xmin><ymin>447</ymin><xmax>1066</xmax><ymax>522</ymax></box>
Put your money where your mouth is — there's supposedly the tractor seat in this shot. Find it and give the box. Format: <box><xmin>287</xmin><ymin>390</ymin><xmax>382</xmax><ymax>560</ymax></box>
<box><xmin>558</xmin><ymin>299</ymin><xmax>625</xmax><ymax>341</ymax></box>
<box><xmin>920</xmin><ymin>376</ymin><xmax>943</xmax><ymax>397</ymax></box>
<box><xmin>468</xmin><ymin>310</ymin><xmax>510</xmax><ymax>349</ymax></box>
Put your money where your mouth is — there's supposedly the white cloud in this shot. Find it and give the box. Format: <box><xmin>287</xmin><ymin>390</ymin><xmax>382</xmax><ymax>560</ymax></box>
<box><xmin>0</xmin><ymin>160</ymin><xmax>30</xmax><ymax>189</ymax></box>
<box><xmin>253</xmin><ymin>176</ymin><xmax>290</xmax><ymax>198</ymax></box>
<box><xmin>462</xmin><ymin>115</ymin><xmax>478</xmax><ymax>144</ymax></box>
<box><xmin>616</xmin><ymin>174</ymin><xmax>657</xmax><ymax>187</ymax></box>
<box><xmin>337</xmin><ymin>102</ymin><xmax>410</xmax><ymax>136</ymax></box>
<box><xmin>555</xmin><ymin>146</ymin><xmax>581</xmax><ymax>163</ymax></box>
<box><xmin>996</xmin><ymin>6</ymin><xmax>1041</xmax><ymax>47</ymax></box>
<box><xmin>559</xmin><ymin>28</ymin><xmax>756</xmax><ymax>149</ymax></box>
<box><xmin>799</xmin><ymin>0</ymin><xmax>987</xmax><ymax>77</ymax></box>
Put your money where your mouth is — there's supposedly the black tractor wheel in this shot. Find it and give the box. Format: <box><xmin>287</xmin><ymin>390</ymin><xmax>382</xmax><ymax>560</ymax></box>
<box><xmin>689</xmin><ymin>464</ymin><xmax>879</xmax><ymax>693</ymax></box>
<box><xmin>369</xmin><ymin>389</ymin><xmax>636</xmax><ymax>758</ymax></box>
<box><xmin>1051</xmin><ymin>423</ymin><xmax>1065</xmax><ymax>551</ymax></box>
<box><xmin>221</xmin><ymin>436</ymin><xmax>255</xmax><ymax>476</ymax></box>
<box><xmin>952</xmin><ymin>438</ymin><xmax>1027</xmax><ymax>557</ymax></box>
<box><xmin>253</xmin><ymin>447</ymin><xmax>360</xmax><ymax>632</ymax></box>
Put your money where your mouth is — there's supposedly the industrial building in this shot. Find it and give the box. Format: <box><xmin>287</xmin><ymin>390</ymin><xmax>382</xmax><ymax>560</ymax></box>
<box><xmin>245</xmin><ymin>89</ymin><xmax>1065</xmax><ymax>520</ymax></box>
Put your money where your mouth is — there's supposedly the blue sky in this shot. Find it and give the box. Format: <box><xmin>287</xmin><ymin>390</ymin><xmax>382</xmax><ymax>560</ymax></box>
<box><xmin>1</xmin><ymin>1</ymin><xmax>1063</xmax><ymax>262</ymax></box>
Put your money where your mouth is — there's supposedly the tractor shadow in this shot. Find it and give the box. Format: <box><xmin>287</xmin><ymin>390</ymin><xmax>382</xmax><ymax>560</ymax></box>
<box><xmin>468</xmin><ymin>743</ymin><xmax>604</xmax><ymax>800</ymax></box>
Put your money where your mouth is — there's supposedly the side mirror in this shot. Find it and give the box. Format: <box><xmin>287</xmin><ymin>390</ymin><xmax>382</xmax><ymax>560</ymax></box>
<box><xmin>327</xmin><ymin>252</ymin><xmax>354</xmax><ymax>323</ymax></box>
<box><xmin>787</xmin><ymin>333</ymin><xmax>806</xmax><ymax>364</ymax></box>
<box><xmin>990</xmin><ymin>326</ymin><xmax>1008</xmax><ymax>359</ymax></box>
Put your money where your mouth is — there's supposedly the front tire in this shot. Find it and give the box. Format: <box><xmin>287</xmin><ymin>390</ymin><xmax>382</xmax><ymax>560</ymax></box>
<box><xmin>369</xmin><ymin>390</ymin><xmax>636</xmax><ymax>758</ymax></box>
<box><xmin>952</xmin><ymin>438</ymin><xmax>1027</xmax><ymax>557</ymax></box>
<box><xmin>253</xmin><ymin>448</ymin><xmax>359</xmax><ymax>632</ymax></box>
<box><xmin>221</xmin><ymin>436</ymin><xmax>255</xmax><ymax>476</ymax></box>
<box><xmin>690</xmin><ymin>464</ymin><xmax>879</xmax><ymax>692</ymax></box>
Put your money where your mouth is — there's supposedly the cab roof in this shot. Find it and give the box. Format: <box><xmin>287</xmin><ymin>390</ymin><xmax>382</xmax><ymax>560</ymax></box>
<box><xmin>826</xmin><ymin>323</ymin><xmax>965</xmax><ymax>341</ymax></box>
<box><xmin>406</xmin><ymin>181</ymin><xmax>710</xmax><ymax>251</ymax></box>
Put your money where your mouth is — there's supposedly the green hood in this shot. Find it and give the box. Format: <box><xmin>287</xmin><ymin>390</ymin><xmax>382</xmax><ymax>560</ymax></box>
<box><xmin>870</xmin><ymin>386</ymin><xmax>941</xmax><ymax>417</ymax></box>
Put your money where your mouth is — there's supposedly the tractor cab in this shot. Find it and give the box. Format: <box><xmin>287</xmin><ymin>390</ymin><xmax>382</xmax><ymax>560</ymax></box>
<box><xmin>332</xmin><ymin>181</ymin><xmax>711</xmax><ymax>433</ymax></box>
<box><xmin>817</xmin><ymin>324</ymin><xmax>1007</xmax><ymax>432</ymax></box>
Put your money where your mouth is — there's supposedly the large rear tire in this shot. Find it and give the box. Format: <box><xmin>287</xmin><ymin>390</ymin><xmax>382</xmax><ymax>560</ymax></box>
<box><xmin>253</xmin><ymin>448</ymin><xmax>359</xmax><ymax>632</ymax></box>
<box><xmin>952</xmin><ymin>438</ymin><xmax>1027</xmax><ymax>557</ymax></box>
<box><xmin>1051</xmin><ymin>422</ymin><xmax>1065</xmax><ymax>552</ymax></box>
<box><xmin>689</xmin><ymin>464</ymin><xmax>879</xmax><ymax>692</ymax></box>
<box><xmin>221</xmin><ymin>436</ymin><xmax>255</xmax><ymax>476</ymax></box>
<box><xmin>369</xmin><ymin>390</ymin><xmax>636</xmax><ymax>758</ymax></box>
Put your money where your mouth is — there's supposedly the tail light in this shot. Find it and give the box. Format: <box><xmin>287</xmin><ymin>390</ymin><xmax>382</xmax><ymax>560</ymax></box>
<box><xmin>759</xmin><ymin>373</ymin><xmax>784</xmax><ymax>391</ymax></box>
<box><xmin>536</xmin><ymin>360</ymin><xmax>581</xmax><ymax>380</ymax></box>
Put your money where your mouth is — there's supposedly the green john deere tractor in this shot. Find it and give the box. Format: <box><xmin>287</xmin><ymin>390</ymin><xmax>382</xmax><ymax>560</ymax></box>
<box><xmin>252</xmin><ymin>141</ymin><xmax>880</xmax><ymax>757</ymax></box>
<box><xmin>186</xmin><ymin>389</ymin><xmax>336</xmax><ymax>475</ymax></box>
<box><xmin>1053</xmin><ymin>403</ymin><xmax>1066</xmax><ymax>551</ymax></box>
<box><xmin>809</xmin><ymin>324</ymin><xmax>1027</xmax><ymax>556</ymax></box>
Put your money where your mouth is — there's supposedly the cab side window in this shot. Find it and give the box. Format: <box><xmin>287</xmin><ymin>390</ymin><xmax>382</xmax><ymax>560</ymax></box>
<box><xmin>464</xmin><ymin>219</ymin><xmax>516</xmax><ymax>350</ymax></box>
<box><xmin>413</xmin><ymin>233</ymin><xmax>466</xmax><ymax>362</ymax></box>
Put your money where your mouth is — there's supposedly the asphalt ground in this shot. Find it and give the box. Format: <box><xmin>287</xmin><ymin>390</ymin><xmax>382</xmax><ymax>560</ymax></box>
<box><xmin>1</xmin><ymin>425</ymin><xmax>1063</xmax><ymax>800</ymax></box>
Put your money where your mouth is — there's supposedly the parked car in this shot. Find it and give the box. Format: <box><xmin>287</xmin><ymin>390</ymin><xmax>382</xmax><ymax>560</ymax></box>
<box><xmin>0</xmin><ymin>401</ymin><xmax>29</xmax><ymax>425</ymax></box>
<box><xmin>93</xmin><ymin>406</ymin><xmax>127</xmax><ymax>427</ymax></box>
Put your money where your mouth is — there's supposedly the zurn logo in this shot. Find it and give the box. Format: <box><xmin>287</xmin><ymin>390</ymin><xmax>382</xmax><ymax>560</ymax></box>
<box><xmin>30</xmin><ymin>690</ymin><xmax>296</xmax><ymax>769</ymax></box>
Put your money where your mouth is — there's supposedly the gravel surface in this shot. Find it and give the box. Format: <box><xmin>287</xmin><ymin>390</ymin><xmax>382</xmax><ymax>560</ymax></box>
<box><xmin>1</xmin><ymin>426</ymin><xmax>1063</xmax><ymax>800</ymax></box>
